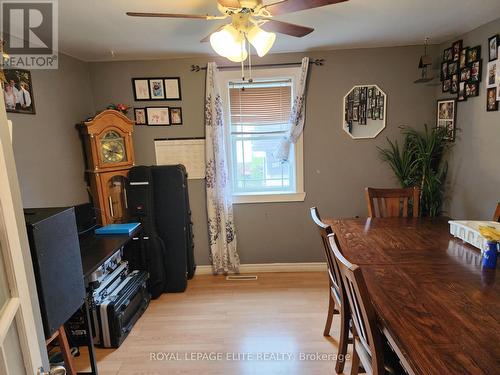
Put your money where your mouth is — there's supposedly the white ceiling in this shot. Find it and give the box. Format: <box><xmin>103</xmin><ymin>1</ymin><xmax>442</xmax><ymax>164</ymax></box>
<box><xmin>58</xmin><ymin>0</ymin><xmax>500</xmax><ymax>61</ymax></box>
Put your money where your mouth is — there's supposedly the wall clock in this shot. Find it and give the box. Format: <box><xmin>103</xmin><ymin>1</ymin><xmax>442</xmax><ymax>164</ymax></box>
<box><xmin>78</xmin><ymin>109</ymin><xmax>135</xmax><ymax>225</ymax></box>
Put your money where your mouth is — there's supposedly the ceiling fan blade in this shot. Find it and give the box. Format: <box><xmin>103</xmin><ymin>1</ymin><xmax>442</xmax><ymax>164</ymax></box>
<box><xmin>200</xmin><ymin>25</ymin><xmax>225</xmax><ymax>42</ymax></box>
<box><xmin>217</xmin><ymin>0</ymin><xmax>241</xmax><ymax>8</ymax></box>
<box><xmin>264</xmin><ymin>0</ymin><xmax>348</xmax><ymax>16</ymax></box>
<box><xmin>126</xmin><ymin>12</ymin><xmax>211</xmax><ymax>20</ymax></box>
<box><xmin>261</xmin><ymin>19</ymin><xmax>314</xmax><ymax>37</ymax></box>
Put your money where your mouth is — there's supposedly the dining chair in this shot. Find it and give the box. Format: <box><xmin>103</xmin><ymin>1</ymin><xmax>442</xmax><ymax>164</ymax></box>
<box><xmin>365</xmin><ymin>187</ymin><xmax>420</xmax><ymax>218</ymax></box>
<box><xmin>328</xmin><ymin>233</ymin><xmax>405</xmax><ymax>375</ymax></box>
<box><xmin>310</xmin><ymin>207</ymin><xmax>350</xmax><ymax>374</ymax></box>
<box><xmin>494</xmin><ymin>203</ymin><xmax>500</xmax><ymax>222</ymax></box>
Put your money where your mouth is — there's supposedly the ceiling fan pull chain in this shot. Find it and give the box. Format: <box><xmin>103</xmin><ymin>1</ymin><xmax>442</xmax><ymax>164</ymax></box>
<box><xmin>241</xmin><ymin>38</ymin><xmax>245</xmax><ymax>81</ymax></box>
<box><xmin>248</xmin><ymin>39</ymin><xmax>253</xmax><ymax>83</ymax></box>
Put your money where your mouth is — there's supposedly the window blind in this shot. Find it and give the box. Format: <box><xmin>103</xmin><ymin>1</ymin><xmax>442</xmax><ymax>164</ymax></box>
<box><xmin>229</xmin><ymin>81</ymin><xmax>292</xmax><ymax>127</ymax></box>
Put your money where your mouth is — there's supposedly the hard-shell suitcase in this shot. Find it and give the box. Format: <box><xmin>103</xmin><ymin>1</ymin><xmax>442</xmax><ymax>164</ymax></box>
<box><xmin>152</xmin><ymin>165</ymin><xmax>196</xmax><ymax>292</ymax></box>
<box><xmin>94</xmin><ymin>270</ymin><xmax>150</xmax><ymax>348</ymax></box>
<box><xmin>127</xmin><ymin>166</ymin><xmax>167</xmax><ymax>298</ymax></box>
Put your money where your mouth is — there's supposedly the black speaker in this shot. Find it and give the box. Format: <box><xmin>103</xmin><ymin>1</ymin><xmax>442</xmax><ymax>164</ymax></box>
<box><xmin>24</xmin><ymin>207</ymin><xmax>86</xmax><ymax>338</ymax></box>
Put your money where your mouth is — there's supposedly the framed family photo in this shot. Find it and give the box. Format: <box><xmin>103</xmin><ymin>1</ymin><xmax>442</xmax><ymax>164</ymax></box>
<box><xmin>436</xmin><ymin>98</ymin><xmax>457</xmax><ymax>141</ymax></box>
<box><xmin>488</xmin><ymin>34</ymin><xmax>499</xmax><ymax>62</ymax></box>
<box><xmin>486</xmin><ymin>87</ymin><xmax>498</xmax><ymax>111</ymax></box>
<box><xmin>2</xmin><ymin>69</ymin><xmax>35</xmax><ymax>114</ymax></box>
<box><xmin>146</xmin><ymin>107</ymin><xmax>170</xmax><ymax>126</ymax></box>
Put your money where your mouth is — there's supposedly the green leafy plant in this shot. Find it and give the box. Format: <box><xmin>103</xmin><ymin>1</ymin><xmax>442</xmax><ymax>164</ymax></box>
<box><xmin>379</xmin><ymin>125</ymin><xmax>453</xmax><ymax>217</ymax></box>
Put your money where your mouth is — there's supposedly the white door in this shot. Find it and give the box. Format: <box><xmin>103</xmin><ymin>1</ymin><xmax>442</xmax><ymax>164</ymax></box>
<box><xmin>0</xmin><ymin>94</ymin><xmax>48</xmax><ymax>373</ymax></box>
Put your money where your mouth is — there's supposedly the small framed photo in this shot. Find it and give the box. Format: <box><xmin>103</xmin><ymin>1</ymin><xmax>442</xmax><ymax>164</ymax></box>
<box><xmin>441</xmin><ymin>62</ymin><xmax>449</xmax><ymax>81</ymax></box>
<box><xmin>465</xmin><ymin>82</ymin><xmax>479</xmax><ymax>97</ymax></box>
<box><xmin>488</xmin><ymin>34</ymin><xmax>499</xmax><ymax>62</ymax></box>
<box><xmin>458</xmin><ymin>82</ymin><xmax>467</xmax><ymax>102</ymax></box>
<box><xmin>3</xmin><ymin>69</ymin><xmax>36</xmax><ymax>114</ymax></box>
<box><xmin>149</xmin><ymin>79</ymin><xmax>165</xmax><ymax>100</ymax></box>
<box><xmin>487</xmin><ymin>61</ymin><xmax>497</xmax><ymax>87</ymax></box>
<box><xmin>443</xmin><ymin>47</ymin><xmax>453</xmax><ymax>62</ymax></box>
<box><xmin>164</xmin><ymin>78</ymin><xmax>182</xmax><ymax>100</ymax></box>
<box><xmin>486</xmin><ymin>87</ymin><xmax>498</xmax><ymax>111</ymax></box>
<box><xmin>442</xmin><ymin>79</ymin><xmax>451</xmax><ymax>93</ymax></box>
<box><xmin>146</xmin><ymin>107</ymin><xmax>170</xmax><ymax>126</ymax></box>
<box><xmin>134</xmin><ymin>108</ymin><xmax>147</xmax><ymax>125</ymax></box>
<box><xmin>448</xmin><ymin>62</ymin><xmax>458</xmax><ymax>76</ymax></box>
<box><xmin>466</xmin><ymin>46</ymin><xmax>481</xmax><ymax>64</ymax></box>
<box><xmin>132</xmin><ymin>78</ymin><xmax>150</xmax><ymax>100</ymax></box>
<box><xmin>450</xmin><ymin>74</ymin><xmax>459</xmax><ymax>94</ymax></box>
<box><xmin>460</xmin><ymin>67</ymin><xmax>471</xmax><ymax>82</ymax></box>
<box><xmin>169</xmin><ymin>107</ymin><xmax>183</xmax><ymax>125</ymax></box>
<box><xmin>436</xmin><ymin>98</ymin><xmax>457</xmax><ymax>141</ymax></box>
<box><xmin>452</xmin><ymin>40</ymin><xmax>462</xmax><ymax>61</ymax></box>
<box><xmin>469</xmin><ymin>60</ymin><xmax>482</xmax><ymax>82</ymax></box>
<box><xmin>459</xmin><ymin>48</ymin><xmax>468</xmax><ymax>69</ymax></box>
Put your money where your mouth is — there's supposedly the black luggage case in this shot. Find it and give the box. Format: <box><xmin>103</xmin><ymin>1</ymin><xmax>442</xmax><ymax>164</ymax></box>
<box><xmin>95</xmin><ymin>270</ymin><xmax>150</xmax><ymax>348</ymax></box>
<box><xmin>127</xmin><ymin>166</ymin><xmax>168</xmax><ymax>298</ymax></box>
<box><xmin>152</xmin><ymin>165</ymin><xmax>196</xmax><ymax>292</ymax></box>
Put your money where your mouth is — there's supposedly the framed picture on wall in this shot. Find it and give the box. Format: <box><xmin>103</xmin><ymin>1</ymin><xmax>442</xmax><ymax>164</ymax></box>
<box><xmin>459</xmin><ymin>48</ymin><xmax>468</xmax><ymax>69</ymax></box>
<box><xmin>466</xmin><ymin>46</ymin><xmax>481</xmax><ymax>64</ymax></box>
<box><xmin>487</xmin><ymin>87</ymin><xmax>498</xmax><ymax>111</ymax></box>
<box><xmin>452</xmin><ymin>40</ymin><xmax>462</xmax><ymax>61</ymax></box>
<box><xmin>169</xmin><ymin>107</ymin><xmax>183</xmax><ymax>125</ymax></box>
<box><xmin>443</xmin><ymin>48</ymin><xmax>453</xmax><ymax>62</ymax></box>
<box><xmin>146</xmin><ymin>107</ymin><xmax>170</xmax><ymax>125</ymax></box>
<box><xmin>164</xmin><ymin>78</ymin><xmax>182</xmax><ymax>100</ymax></box>
<box><xmin>436</xmin><ymin>98</ymin><xmax>457</xmax><ymax>141</ymax></box>
<box><xmin>488</xmin><ymin>34</ymin><xmax>499</xmax><ymax>62</ymax></box>
<box><xmin>132</xmin><ymin>78</ymin><xmax>150</xmax><ymax>100</ymax></box>
<box><xmin>2</xmin><ymin>69</ymin><xmax>35</xmax><ymax>114</ymax></box>
<box><xmin>149</xmin><ymin>79</ymin><xmax>165</xmax><ymax>100</ymax></box>
<box><xmin>134</xmin><ymin>108</ymin><xmax>147</xmax><ymax>125</ymax></box>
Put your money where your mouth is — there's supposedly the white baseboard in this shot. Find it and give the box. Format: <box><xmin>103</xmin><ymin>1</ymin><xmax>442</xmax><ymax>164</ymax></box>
<box><xmin>195</xmin><ymin>262</ymin><xmax>327</xmax><ymax>275</ymax></box>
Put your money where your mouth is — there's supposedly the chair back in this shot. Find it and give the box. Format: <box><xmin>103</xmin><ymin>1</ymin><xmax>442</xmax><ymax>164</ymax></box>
<box><xmin>310</xmin><ymin>207</ymin><xmax>343</xmax><ymax>305</ymax></box>
<box><xmin>365</xmin><ymin>187</ymin><xmax>420</xmax><ymax>218</ymax></box>
<box><xmin>494</xmin><ymin>203</ymin><xmax>500</xmax><ymax>222</ymax></box>
<box><xmin>328</xmin><ymin>233</ymin><xmax>384</xmax><ymax>374</ymax></box>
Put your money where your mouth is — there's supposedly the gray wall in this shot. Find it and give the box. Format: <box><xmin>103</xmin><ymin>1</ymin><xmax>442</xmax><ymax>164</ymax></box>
<box><xmin>8</xmin><ymin>53</ymin><xmax>94</xmax><ymax>208</ymax></box>
<box><xmin>89</xmin><ymin>46</ymin><xmax>438</xmax><ymax>265</ymax></box>
<box><xmin>437</xmin><ymin>18</ymin><xmax>500</xmax><ymax>220</ymax></box>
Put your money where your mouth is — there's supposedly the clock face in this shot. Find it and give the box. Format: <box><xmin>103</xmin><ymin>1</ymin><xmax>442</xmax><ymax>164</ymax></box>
<box><xmin>100</xmin><ymin>131</ymin><xmax>126</xmax><ymax>163</ymax></box>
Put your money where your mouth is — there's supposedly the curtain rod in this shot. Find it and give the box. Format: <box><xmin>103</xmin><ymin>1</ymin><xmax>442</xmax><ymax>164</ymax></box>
<box><xmin>190</xmin><ymin>58</ymin><xmax>324</xmax><ymax>72</ymax></box>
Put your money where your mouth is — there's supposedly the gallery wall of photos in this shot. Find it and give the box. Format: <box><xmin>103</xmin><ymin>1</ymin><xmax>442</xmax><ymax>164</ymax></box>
<box><xmin>486</xmin><ymin>34</ymin><xmax>499</xmax><ymax>112</ymax></box>
<box><xmin>440</xmin><ymin>40</ymin><xmax>481</xmax><ymax>102</ymax></box>
<box><xmin>440</xmin><ymin>35</ymin><xmax>500</xmax><ymax>112</ymax></box>
<box><xmin>131</xmin><ymin>77</ymin><xmax>183</xmax><ymax>126</ymax></box>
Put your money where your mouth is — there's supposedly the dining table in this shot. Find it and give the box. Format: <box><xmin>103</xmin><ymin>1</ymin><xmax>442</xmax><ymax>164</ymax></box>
<box><xmin>324</xmin><ymin>216</ymin><xmax>500</xmax><ymax>375</ymax></box>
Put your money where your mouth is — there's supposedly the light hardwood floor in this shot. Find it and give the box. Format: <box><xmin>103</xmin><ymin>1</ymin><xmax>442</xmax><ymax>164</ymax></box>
<box><xmin>75</xmin><ymin>272</ymin><xmax>353</xmax><ymax>374</ymax></box>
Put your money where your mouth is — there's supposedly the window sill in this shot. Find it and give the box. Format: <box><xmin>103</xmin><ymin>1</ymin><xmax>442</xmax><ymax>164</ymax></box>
<box><xmin>233</xmin><ymin>192</ymin><xmax>306</xmax><ymax>204</ymax></box>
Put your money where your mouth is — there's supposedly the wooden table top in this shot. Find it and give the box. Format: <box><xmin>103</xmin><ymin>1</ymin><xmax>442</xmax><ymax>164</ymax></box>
<box><xmin>324</xmin><ymin>216</ymin><xmax>500</xmax><ymax>375</ymax></box>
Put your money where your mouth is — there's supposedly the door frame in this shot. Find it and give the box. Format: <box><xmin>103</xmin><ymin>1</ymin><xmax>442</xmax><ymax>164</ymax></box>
<box><xmin>0</xmin><ymin>92</ymin><xmax>49</xmax><ymax>373</ymax></box>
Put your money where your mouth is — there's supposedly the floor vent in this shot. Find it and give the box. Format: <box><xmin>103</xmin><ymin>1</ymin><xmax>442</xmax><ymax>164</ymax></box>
<box><xmin>226</xmin><ymin>275</ymin><xmax>258</xmax><ymax>281</ymax></box>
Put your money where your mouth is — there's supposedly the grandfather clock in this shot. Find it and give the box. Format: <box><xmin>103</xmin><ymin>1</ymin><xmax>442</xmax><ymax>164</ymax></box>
<box><xmin>79</xmin><ymin>109</ymin><xmax>135</xmax><ymax>225</ymax></box>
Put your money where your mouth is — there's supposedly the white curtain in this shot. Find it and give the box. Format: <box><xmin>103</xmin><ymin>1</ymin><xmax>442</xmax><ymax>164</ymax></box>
<box><xmin>205</xmin><ymin>62</ymin><xmax>240</xmax><ymax>274</ymax></box>
<box><xmin>275</xmin><ymin>57</ymin><xmax>310</xmax><ymax>162</ymax></box>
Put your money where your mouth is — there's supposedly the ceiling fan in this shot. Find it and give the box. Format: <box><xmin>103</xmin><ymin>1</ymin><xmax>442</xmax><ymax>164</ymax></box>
<box><xmin>127</xmin><ymin>0</ymin><xmax>348</xmax><ymax>62</ymax></box>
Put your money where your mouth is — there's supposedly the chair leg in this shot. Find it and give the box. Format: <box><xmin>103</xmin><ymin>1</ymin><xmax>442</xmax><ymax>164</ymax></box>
<box><xmin>335</xmin><ymin>306</ymin><xmax>350</xmax><ymax>374</ymax></box>
<box><xmin>350</xmin><ymin>345</ymin><xmax>360</xmax><ymax>375</ymax></box>
<box><xmin>323</xmin><ymin>294</ymin><xmax>335</xmax><ymax>336</ymax></box>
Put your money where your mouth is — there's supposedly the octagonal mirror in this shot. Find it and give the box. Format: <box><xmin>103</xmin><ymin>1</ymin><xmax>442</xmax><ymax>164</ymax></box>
<box><xmin>343</xmin><ymin>85</ymin><xmax>387</xmax><ymax>139</ymax></box>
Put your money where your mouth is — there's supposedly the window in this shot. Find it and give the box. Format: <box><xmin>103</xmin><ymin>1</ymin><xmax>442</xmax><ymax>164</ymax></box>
<box><xmin>219</xmin><ymin>67</ymin><xmax>305</xmax><ymax>204</ymax></box>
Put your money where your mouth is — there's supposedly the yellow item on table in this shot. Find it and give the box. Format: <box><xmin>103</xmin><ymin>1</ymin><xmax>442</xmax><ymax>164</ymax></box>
<box><xmin>479</xmin><ymin>226</ymin><xmax>500</xmax><ymax>242</ymax></box>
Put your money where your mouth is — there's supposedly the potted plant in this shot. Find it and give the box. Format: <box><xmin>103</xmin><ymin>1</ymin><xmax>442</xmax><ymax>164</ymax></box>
<box><xmin>378</xmin><ymin>125</ymin><xmax>453</xmax><ymax>217</ymax></box>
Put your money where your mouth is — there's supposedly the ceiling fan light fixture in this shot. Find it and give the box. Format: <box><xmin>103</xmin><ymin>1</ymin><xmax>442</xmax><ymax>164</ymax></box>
<box><xmin>209</xmin><ymin>24</ymin><xmax>247</xmax><ymax>61</ymax></box>
<box><xmin>247</xmin><ymin>25</ymin><xmax>276</xmax><ymax>57</ymax></box>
